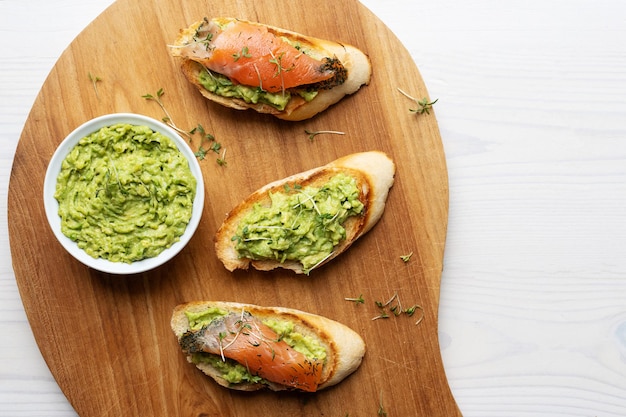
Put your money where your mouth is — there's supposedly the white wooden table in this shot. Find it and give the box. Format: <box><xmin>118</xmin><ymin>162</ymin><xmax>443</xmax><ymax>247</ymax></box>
<box><xmin>2</xmin><ymin>1</ymin><xmax>626</xmax><ymax>416</ymax></box>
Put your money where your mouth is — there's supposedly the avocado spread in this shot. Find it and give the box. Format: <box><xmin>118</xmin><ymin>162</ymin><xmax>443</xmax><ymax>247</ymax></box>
<box><xmin>187</xmin><ymin>308</ymin><xmax>326</xmax><ymax>385</ymax></box>
<box><xmin>233</xmin><ymin>173</ymin><xmax>364</xmax><ymax>273</ymax></box>
<box><xmin>54</xmin><ymin>123</ymin><xmax>197</xmax><ymax>263</ymax></box>
<box><xmin>185</xmin><ymin>307</ymin><xmax>228</xmax><ymax>331</ymax></box>
<box><xmin>198</xmin><ymin>68</ymin><xmax>318</xmax><ymax>111</ymax></box>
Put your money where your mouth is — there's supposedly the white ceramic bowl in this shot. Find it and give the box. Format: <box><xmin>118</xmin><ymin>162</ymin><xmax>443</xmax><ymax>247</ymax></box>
<box><xmin>43</xmin><ymin>113</ymin><xmax>205</xmax><ymax>274</ymax></box>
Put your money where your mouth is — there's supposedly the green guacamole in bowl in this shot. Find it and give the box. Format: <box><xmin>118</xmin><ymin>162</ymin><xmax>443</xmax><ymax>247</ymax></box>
<box><xmin>43</xmin><ymin>113</ymin><xmax>204</xmax><ymax>274</ymax></box>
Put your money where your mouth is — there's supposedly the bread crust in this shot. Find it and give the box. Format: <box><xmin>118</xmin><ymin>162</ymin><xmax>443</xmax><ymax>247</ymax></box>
<box><xmin>171</xmin><ymin>18</ymin><xmax>372</xmax><ymax>121</ymax></box>
<box><xmin>214</xmin><ymin>151</ymin><xmax>395</xmax><ymax>274</ymax></box>
<box><xmin>171</xmin><ymin>301</ymin><xmax>366</xmax><ymax>391</ymax></box>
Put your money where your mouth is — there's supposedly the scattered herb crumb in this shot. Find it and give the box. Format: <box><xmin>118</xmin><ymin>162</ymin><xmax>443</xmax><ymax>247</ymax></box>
<box><xmin>304</xmin><ymin>129</ymin><xmax>345</xmax><ymax>140</ymax></box>
<box><xmin>397</xmin><ymin>87</ymin><xmax>438</xmax><ymax>115</ymax></box>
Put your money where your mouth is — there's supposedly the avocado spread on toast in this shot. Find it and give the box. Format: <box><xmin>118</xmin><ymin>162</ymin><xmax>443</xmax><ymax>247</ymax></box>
<box><xmin>232</xmin><ymin>173</ymin><xmax>364</xmax><ymax>273</ymax></box>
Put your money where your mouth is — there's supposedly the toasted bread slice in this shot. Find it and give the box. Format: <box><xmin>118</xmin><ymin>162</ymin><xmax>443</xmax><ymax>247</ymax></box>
<box><xmin>170</xmin><ymin>17</ymin><xmax>371</xmax><ymax>121</ymax></box>
<box><xmin>171</xmin><ymin>301</ymin><xmax>366</xmax><ymax>392</ymax></box>
<box><xmin>214</xmin><ymin>151</ymin><xmax>395</xmax><ymax>274</ymax></box>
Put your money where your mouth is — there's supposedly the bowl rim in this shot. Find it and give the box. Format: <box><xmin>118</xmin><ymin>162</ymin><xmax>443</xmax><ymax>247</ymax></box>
<box><xmin>43</xmin><ymin>113</ymin><xmax>205</xmax><ymax>275</ymax></box>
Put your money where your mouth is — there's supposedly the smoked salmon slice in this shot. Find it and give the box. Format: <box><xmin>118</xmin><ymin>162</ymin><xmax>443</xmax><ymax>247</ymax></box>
<box><xmin>175</xmin><ymin>18</ymin><xmax>344</xmax><ymax>93</ymax></box>
<box><xmin>179</xmin><ymin>310</ymin><xmax>323</xmax><ymax>392</ymax></box>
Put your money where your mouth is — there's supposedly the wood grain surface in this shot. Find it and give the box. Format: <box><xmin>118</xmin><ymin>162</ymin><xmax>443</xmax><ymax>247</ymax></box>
<box><xmin>7</xmin><ymin>0</ymin><xmax>459</xmax><ymax>416</ymax></box>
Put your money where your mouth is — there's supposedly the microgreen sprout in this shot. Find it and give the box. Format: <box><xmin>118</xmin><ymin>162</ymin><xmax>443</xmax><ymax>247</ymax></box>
<box><xmin>88</xmin><ymin>72</ymin><xmax>102</xmax><ymax>98</ymax></box>
<box><xmin>397</xmin><ymin>87</ymin><xmax>438</xmax><ymax>115</ymax></box>
<box><xmin>269</xmin><ymin>51</ymin><xmax>293</xmax><ymax>95</ymax></box>
<box><xmin>253</xmin><ymin>63</ymin><xmax>263</xmax><ymax>91</ymax></box>
<box><xmin>283</xmin><ymin>183</ymin><xmax>302</xmax><ymax>193</ymax></box>
<box><xmin>217</xmin><ymin>148</ymin><xmax>228</xmax><ymax>166</ymax></box>
<box><xmin>372</xmin><ymin>291</ymin><xmax>424</xmax><ymax>325</ymax></box>
<box><xmin>406</xmin><ymin>304</ymin><xmax>425</xmax><ymax>325</ymax></box>
<box><xmin>378</xmin><ymin>391</ymin><xmax>388</xmax><ymax>417</ymax></box>
<box><xmin>344</xmin><ymin>294</ymin><xmax>365</xmax><ymax>305</ymax></box>
<box><xmin>142</xmin><ymin>89</ymin><xmax>191</xmax><ymax>140</ymax></box>
<box><xmin>304</xmin><ymin>129</ymin><xmax>346</xmax><ymax>140</ymax></box>
<box><xmin>143</xmin><ymin>89</ymin><xmax>226</xmax><ymax>165</ymax></box>
<box><xmin>218</xmin><ymin>309</ymin><xmax>253</xmax><ymax>361</ymax></box>
<box><xmin>218</xmin><ymin>331</ymin><xmax>228</xmax><ymax>361</ymax></box>
<box><xmin>190</xmin><ymin>123</ymin><xmax>224</xmax><ymax>163</ymax></box>
<box><xmin>194</xmin><ymin>148</ymin><xmax>207</xmax><ymax>160</ymax></box>
<box><xmin>232</xmin><ymin>46</ymin><xmax>252</xmax><ymax>61</ymax></box>
<box><xmin>371</xmin><ymin>310</ymin><xmax>390</xmax><ymax>321</ymax></box>
<box><xmin>400</xmin><ymin>251</ymin><xmax>413</xmax><ymax>263</ymax></box>
<box><xmin>304</xmin><ymin>251</ymin><xmax>335</xmax><ymax>275</ymax></box>
<box><xmin>412</xmin><ymin>97</ymin><xmax>438</xmax><ymax>114</ymax></box>
<box><xmin>189</xmin><ymin>21</ymin><xmax>214</xmax><ymax>51</ymax></box>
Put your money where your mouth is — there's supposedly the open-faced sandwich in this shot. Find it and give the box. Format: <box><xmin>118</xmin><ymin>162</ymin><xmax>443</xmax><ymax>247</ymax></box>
<box><xmin>214</xmin><ymin>151</ymin><xmax>395</xmax><ymax>274</ymax></box>
<box><xmin>171</xmin><ymin>301</ymin><xmax>366</xmax><ymax>392</ymax></box>
<box><xmin>170</xmin><ymin>17</ymin><xmax>372</xmax><ymax>121</ymax></box>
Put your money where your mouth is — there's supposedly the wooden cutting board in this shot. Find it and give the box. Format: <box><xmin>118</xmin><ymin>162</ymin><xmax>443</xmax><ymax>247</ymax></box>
<box><xmin>8</xmin><ymin>0</ymin><xmax>461</xmax><ymax>415</ymax></box>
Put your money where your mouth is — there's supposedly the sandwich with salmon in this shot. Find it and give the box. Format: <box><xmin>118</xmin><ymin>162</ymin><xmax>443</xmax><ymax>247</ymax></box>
<box><xmin>170</xmin><ymin>17</ymin><xmax>372</xmax><ymax>121</ymax></box>
<box><xmin>171</xmin><ymin>301</ymin><xmax>366</xmax><ymax>392</ymax></box>
<box><xmin>214</xmin><ymin>151</ymin><xmax>395</xmax><ymax>274</ymax></box>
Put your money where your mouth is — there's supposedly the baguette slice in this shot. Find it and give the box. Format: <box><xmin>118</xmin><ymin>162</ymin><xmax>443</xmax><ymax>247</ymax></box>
<box><xmin>215</xmin><ymin>151</ymin><xmax>395</xmax><ymax>274</ymax></box>
<box><xmin>171</xmin><ymin>301</ymin><xmax>366</xmax><ymax>392</ymax></box>
<box><xmin>170</xmin><ymin>17</ymin><xmax>372</xmax><ymax>121</ymax></box>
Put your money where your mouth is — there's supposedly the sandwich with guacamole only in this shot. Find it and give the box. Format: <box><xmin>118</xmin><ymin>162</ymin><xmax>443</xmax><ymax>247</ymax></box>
<box><xmin>214</xmin><ymin>151</ymin><xmax>395</xmax><ymax>274</ymax></box>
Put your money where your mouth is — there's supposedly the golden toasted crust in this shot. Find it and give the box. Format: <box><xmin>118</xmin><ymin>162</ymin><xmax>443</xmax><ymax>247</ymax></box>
<box><xmin>214</xmin><ymin>151</ymin><xmax>395</xmax><ymax>274</ymax></box>
<box><xmin>171</xmin><ymin>301</ymin><xmax>366</xmax><ymax>391</ymax></box>
<box><xmin>171</xmin><ymin>18</ymin><xmax>371</xmax><ymax>121</ymax></box>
